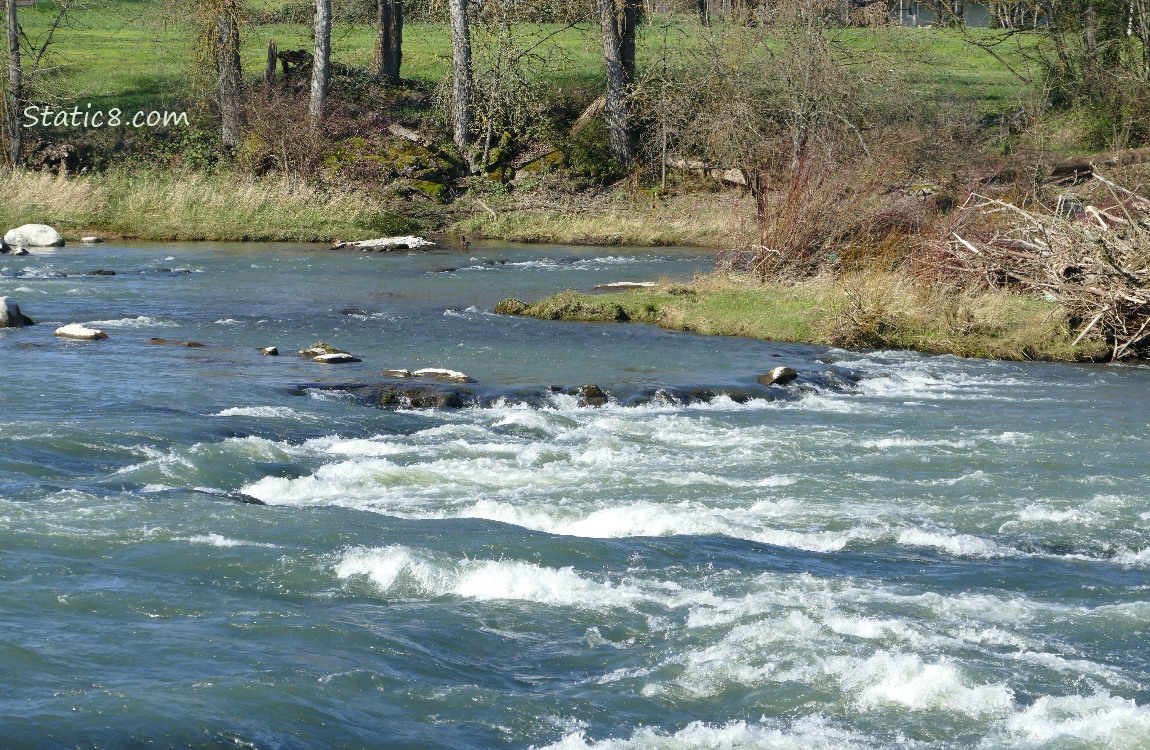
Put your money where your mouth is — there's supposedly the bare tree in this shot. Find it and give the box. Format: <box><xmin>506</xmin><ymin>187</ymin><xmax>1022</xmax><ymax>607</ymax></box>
<box><xmin>310</xmin><ymin>0</ymin><xmax>331</xmax><ymax>125</ymax></box>
<box><xmin>215</xmin><ymin>0</ymin><xmax>243</xmax><ymax>147</ymax></box>
<box><xmin>449</xmin><ymin>0</ymin><xmax>474</xmax><ymax>164</ymax></box>
<box><xmin>598</xmin><ymin>0</ymin><xmax>640</xmax><ymax>162</ymax></box>
<box><xmin>4</xmin><ymin>0</ymin><xmax>20</xmax><ymax>167</ymax></box>
<box><xmin>373</xmin><ymin>0</ymin><xmax>402</xmax><ymax>83</ymax></box>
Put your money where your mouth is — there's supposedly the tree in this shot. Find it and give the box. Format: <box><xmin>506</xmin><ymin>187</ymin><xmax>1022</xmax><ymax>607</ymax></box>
<box><xmin>310</xmin><ymin>0</ymin><xmax>331</xmax><ymax>125</ymax></box>
<box><xmin>598</xmin><ymin>0</ymin><xmax>640</xmax><ymax>162</ymax></box>
<box><xmin>4</xmin><ymin>0</ymin><xmax>20</xmax><ymax>167</ymax></box>
<box><xmin>373</xmin><ymin>0</ymin><xmax>402</xmax><ymax>83</ymax></box>
<box><xmin>214</xmin><ymin>0</ymin><xmax>243</xmax><ymax>147</ymax></box>
<box><xmin>448</xmin><ymin>0</ymin><xmax>474</xmax><ymax>164</ymax></box>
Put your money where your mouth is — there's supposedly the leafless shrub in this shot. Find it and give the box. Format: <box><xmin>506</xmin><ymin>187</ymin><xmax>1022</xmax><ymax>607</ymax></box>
<box><xmin>945</xmin><ymin>173</ymin><xmax>1150</xmax><ymax>359</ymax></box>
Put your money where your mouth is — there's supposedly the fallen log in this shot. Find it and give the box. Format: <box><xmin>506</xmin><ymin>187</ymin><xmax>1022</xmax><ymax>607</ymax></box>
<box><xmin>1049</xmin><ymin>147</ymin><xmax>1150</xmax><ymax>182</ymax></box>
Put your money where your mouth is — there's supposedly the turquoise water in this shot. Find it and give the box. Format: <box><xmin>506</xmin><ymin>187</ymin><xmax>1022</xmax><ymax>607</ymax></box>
<box><xmin>2</xmin><ymin>241</ymin><xmax>1150</xmax><ymax>749</ymax></box>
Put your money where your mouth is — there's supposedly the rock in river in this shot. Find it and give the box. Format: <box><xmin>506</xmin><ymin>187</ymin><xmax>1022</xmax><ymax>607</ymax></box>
<box><xmin>55</xmin><ymin>324</ymin><xmax>109</xmax><ymax>340</ymax></box>
<box><xmin>0</xmin><ymin>297</ymin><xmax>34</xmax><ymax>327</ymax></box>
<box><xmin>299</xmin><ymin>342</ymin><xmax>361</xmax><ymax>363</ymax></box>
<box><xmin>758</xmin><ymin>366</ymin><xmax>799</xmax><ymax>386</ymax></box>
<box><xmin>412</xmin><ymin>368</ymin><xmax>474</xmax><ymax>383</ymax></box>
<box><xmin>5</xmin><ymin>224</ymin><xmax>65</xmax><ymax>247</ymax></box>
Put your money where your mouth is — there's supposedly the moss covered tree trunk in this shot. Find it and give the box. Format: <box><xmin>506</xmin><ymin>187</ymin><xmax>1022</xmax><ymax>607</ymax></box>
<box><xmin>373</xmin><ymin>0</ymin><xmax>402</xmax><ymax>84</ymax></box>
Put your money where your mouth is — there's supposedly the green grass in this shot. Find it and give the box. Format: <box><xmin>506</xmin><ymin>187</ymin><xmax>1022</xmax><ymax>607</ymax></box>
<box><xmin>495</xmin><ymin>273</ymin><xmax>1108</xmax><ymax>362</ymax></box>
<box><xmin>15</xmin><ymin>0</ymin><xmax>1039</xmax><ymax>116</ymax></box>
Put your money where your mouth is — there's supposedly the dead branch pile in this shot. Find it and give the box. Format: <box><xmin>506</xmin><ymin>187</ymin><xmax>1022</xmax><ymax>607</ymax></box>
<box><xmin>947</xmin><ymin>174</ymin><xmax>1150</xmax><ymax>361</ymax></box>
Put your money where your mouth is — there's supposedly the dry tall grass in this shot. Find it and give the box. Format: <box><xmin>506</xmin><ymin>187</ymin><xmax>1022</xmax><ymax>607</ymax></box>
<box><xmin>0</xmin><ymin>169</ymin><xmax>416</xmax><ymax>241</ymax></box>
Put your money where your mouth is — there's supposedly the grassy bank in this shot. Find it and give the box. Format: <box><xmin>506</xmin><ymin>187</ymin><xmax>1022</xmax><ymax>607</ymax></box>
<box><xmin>495</xmin><ymin>273</ymin><xmax>1108</xmax><ymax>362</ymax></box>
<box><xmin>452</xmin><ymin>192</ymin><xmax>754</xmax><ymax>247</ymax></box>
<box><xmin>0</xmin><ymin>169</ymin><xmax>417</xmax><ymax>242</ymax></box>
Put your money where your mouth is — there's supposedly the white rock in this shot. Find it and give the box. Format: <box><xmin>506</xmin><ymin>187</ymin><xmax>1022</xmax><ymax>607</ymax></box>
<box><xmin>381</xmin><ymin>368</ymin><xmax>413</xmax><ymax>378</ymax></box>
<box><xmin>81</xmin><ymin>236</ymin><xmax>104</xmax><ymax>243</ymax></box>
<box><xmin>758</xmin><ymin>366</ymin><xmax>799</xmax><ymax>386</ymax></box>
<box><xmin>0</xmin><ymin>296</ymin><xmax>33</xmax><ymax>328</ymax></box>
<box><xmin>412</xmin><ymin>367</ymin><xmax>474</xmax><ymax>383</ymax></box>
<box><xmin>5</xmin><ymin>224</ymin><xmax>64</xmax><ymax>247</ymax></box>
<box><xmin>55</xmin><ymin>324</ymin><xmax>108</xmax><ymax>340</ymax></box>
<box><xmin>259</xmin><ymin>346</ymin><xmax>279</xmax><ymax>356</ymax></box>
<box><xmin>313</xmin><ymin>352</ymin><xmax>362</xmax><ymax>364</ymax></box>
<box><xmin>342</xmin><ymin>236</ymin><xmax>435</xmax><ymax>252</ymax></box>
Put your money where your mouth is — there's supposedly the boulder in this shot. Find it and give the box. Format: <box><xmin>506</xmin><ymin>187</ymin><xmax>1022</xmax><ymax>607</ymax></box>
<box><xmin>5</xmin><ymin>224</ymin><xmax>64</xmax><ymax>247</ymax></box>
<box><xmin>298</xmin><ymin>342</ymin><xmax>359</xmax><ymax>361</ymax></box>
<box><xmin>381</xmin><ymin>368</ymin><xmax>412</xmax><ymax>378</ymax></box>
<box><xmin>0</xmin><ymin>297</ymin><xmax>34</xmax><ymax>327</ymax></box>
<box><xmin>12</xmin><ymin>247</ymin><xmax>28</xmax><ymax>256</ymax></box>
<box><xmin>259</xmin><ymin>346</ymin><xmax>279</xmax><ymax>356</ymax></box>
<box><xmin>55</xmin><ymin>324</ymin><xmax>108</xmax><ymax>340</ymax></box>
<box><xmin>81</xmin><ymin>236</ymin><xmax>104</xmax><ymax>243</ymax></box>
<box><xmin>758</xmin><ymin>366</ymin><xmax>799</xmax><ymax>386</ymax></box>
<box><xmin>313</xmin><ymin>352</ymin><xmax>362</xmax><ymax>364</ymax></box>
<box><xmin>0</xmin><ymin>238</ymin><xmax>10</xmax><ymax>253</ymax></box>
<box><xmin>574</xmin><ymin>384</ymin><xmax>609</xmax><ymax>407</ymax></box>
<box><xmin>412</xmin><ymin>367</ymin><xmax>474</xmax><ymax>383</ymax></box>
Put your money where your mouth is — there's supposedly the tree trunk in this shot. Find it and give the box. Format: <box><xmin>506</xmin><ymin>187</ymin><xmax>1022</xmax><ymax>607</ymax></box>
<box><xmin>448</xmin><ymin>0</ymin><xmax>473</xmax><ymax>164</ymax></box>
<box><xmin>1139</xmin><ymin>0</ymin><xmax>1150</xmax><ymax>74</ymax></box>
<box><xmin>4</xmin><ymin>0</ymin><xmax>20</xmax><ymax>167</ymax></box>
<box><xmin>310</xmin><ymin>0</ymin><xmax>331</xmax><ymax>126</ymax></box>
<box><xmin>216</xmin><ymin>1</ymin><xmax>242</xmax><ymax>149</ymax></box>
<box><xmin>373</xmin><ymin>0</ymin><xmax>402</xmax><ymax>83</ymax></box>
<box><xmin>599</xmin><ymin>0</ymin><xmax>639</xmax><ymax>163</ymax></box>
<box><xmin>697</xmin><ymin>0</ymin><xmax>709</xmax><ymax>26</ymax></box>
<box><xmin>264</xmin><ymin>38</ymin><xmax>277</xmax><ymax>92</ymax></box>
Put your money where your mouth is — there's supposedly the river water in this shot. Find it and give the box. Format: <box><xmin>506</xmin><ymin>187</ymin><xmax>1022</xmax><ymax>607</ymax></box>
<box><xmin>1</xmin><ymin>241</ymin><xmax>1149</xmax><ymax>749</ymax></box>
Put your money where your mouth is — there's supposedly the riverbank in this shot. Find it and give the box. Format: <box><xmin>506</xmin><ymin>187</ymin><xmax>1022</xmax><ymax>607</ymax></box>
<box><xmin>495</xmin><ymin>273</ymin><xmax>1108</xmax><ymax>362</ymax></box>
<box><xmin>0</xmin><ymin>170</ymin><xmax>418</xmax><ymax>243</ymax></box>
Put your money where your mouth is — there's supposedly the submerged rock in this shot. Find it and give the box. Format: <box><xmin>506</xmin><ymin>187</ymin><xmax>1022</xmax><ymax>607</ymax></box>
<box><xmin>55</xmin><ymin>324</ymin><xmax>109</xmax><ymax>340</ymax></box>
<box><xmin>148</xmin><ymin>337</ymin><xmax>205</xmax><ymax>347</ymax></box>
<box><xmin>758</xmin><ymin>367</ymin><xmax>799</xmax><ymax>386</ymax></box>
<box><xmin>381</xmin><ymin>368</ymin><xmax>412</xmax><ymax>378</ymax></box>
<box><xmin>5</xmin><ymin>224</ymin><xmax>64</xmax><ymax>247</ymax></box>
<box><xmin>260</xmin><ymin>346</ymin><xmax>279</xmax><ymax>356</ymax></box>
<box><xmin>0</xmin><ymin>296</ymin><xmax>34</xmax><ymax>327</ymax></box>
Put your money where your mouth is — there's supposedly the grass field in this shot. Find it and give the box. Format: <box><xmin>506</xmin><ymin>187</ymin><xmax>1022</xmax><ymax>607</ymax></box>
<box><xmin>16</xmin><ymin>0</ymin><xmax>1041</xmax><ymax>116</ymax></box>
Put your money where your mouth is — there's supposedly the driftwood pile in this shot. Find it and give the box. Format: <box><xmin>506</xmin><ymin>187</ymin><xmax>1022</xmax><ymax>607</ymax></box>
<box><xmin>948</xmin><ymin>174</ymin><xmax>1150</xmax><ymax>361</ymax></box>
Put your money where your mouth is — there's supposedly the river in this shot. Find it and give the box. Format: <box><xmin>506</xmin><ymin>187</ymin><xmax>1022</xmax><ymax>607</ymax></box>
<box><xmin>1</xmin><ymin>241</ymin><xmax>1149</xmax><ymax>749</ymax></box>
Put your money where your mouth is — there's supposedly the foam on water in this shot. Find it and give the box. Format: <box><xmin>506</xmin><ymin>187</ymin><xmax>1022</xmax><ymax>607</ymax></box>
<box><xmin>86</xmin><ymin>315</ymin><xmax>179</xmax><ymax>328</ymax></box>
<box><xmin>334</xmin><ymin>545</ymin><xmax>646</xmax><ymax>608</ymax></box>
<box><xmin>988</xmin><ymin>693</ymin><xmax>1150</xmax><ymax>748</ymax></box>
<box><xmin>212</xmin><ymin>406</ymin><xmax>315</xmax><ymax>419</ymax></box>
<box><xmin>536</xmin><ymin>718</ymin><xmax>866</xmax><ymax>750</ymax></box>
